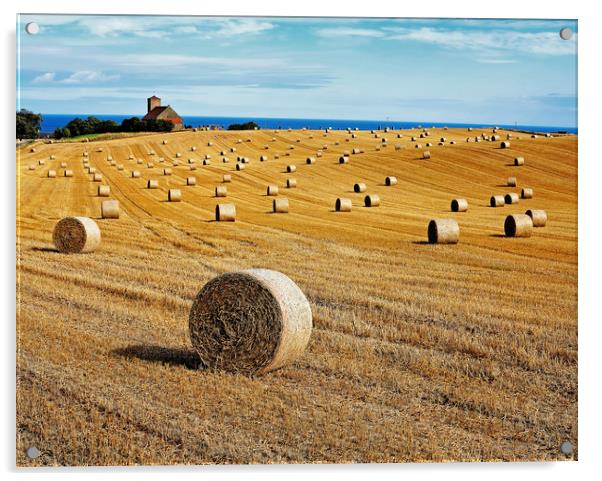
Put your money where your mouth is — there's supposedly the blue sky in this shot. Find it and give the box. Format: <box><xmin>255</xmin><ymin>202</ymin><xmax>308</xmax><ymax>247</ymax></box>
<box><xmin>17</xmin><ymin>15</ymin><xmax>577</xmax><ymax>127</ymax></box>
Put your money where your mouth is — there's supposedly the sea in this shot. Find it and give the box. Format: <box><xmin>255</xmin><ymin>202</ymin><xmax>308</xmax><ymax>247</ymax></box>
<box><xmin>39</xmin><ymin>114</ymin><xmax>577</xmax><ymax>135</ymax></box>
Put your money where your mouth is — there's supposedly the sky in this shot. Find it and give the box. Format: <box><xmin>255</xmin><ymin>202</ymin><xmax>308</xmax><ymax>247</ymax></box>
<box><xmin>17</xmin><ymin>15</ymin><xmax>578</xmax><ymax>127</ymax></box>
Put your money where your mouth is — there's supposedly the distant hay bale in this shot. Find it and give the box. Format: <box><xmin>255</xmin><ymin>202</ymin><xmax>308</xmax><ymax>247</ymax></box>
<box><xmin>546</xmin><ymin>133</ymin><xmax>552</xmax><ymax>138</ymax></box>
<box><xmin>423</xmin><ymin>151</ymin><xmax>431</xmax><ymax>159</ymax></box>
<box><xmin>397</xmin><ymin>134</ymin><xmax>403</xmax><ymax>138</ymax></box>
<box><xmin>531</xmin><ymin>134</ymin><xmax>538</xmax><ymax>139</ymax></box>
<box><xmin>88</xmin><ymin>167</ymin><xmax>96</xmax><ymax>174</ymax></box>
<box><xmin>168</xmin><ymin>189</ymin><xmax>182</xmax><ymax>202</ymax></box>
<box><xmin>271</xmin><ymin>137</ymin><xmax>276</xmax><ymax>142</ymax></box>
<box><xmin>241</xmin><ymin>157</ymin><xmax>250</xmax><ymax>164</ymax></box>
<box><xmin>451</xmin><ymin>198</ymin><xmax>468</xmax><ymax>212</ymax></box>
<box><xmin>215</xmin><ymin>203</ymin><xmax>236</xmax><ymax>222</ymax></box>
<box><xmin>53</xmin><ymin>217</ymin><xmax>101</xmax><ymax>253</ymax></box>
<box><xmin>96</xmin><ymin>149</ymin><xmax>103</xmax><ymax>153</ymax></box>
<box><xmin>501</xmin><ymin>141</ymin><xmax>511</xmax><ymax>149</ymax></box>
<box><xmin>191</xmin><ymin>146</ymin><xmax>197</xmax><ymax>152</ymax></box>
<box><xmin>274</xmin><ymin>154</ymin><xmax>280</xmax><ymax>159</ymax></box>
<box><xmin>136</xmin><ymin>159</ymin><xmax>143</xmax><ymax>164</ymax></box>
<box><xmin>375</xmin><ymin>145</ymin><xmax>381</xmax><ymax>151</ymax></box>
<box><xmin>286</xmin><ymin>165</ymin><xmax>296</xmax><ymax>173</ymax></box>
<box><xmin>395</xmin><ymin>144</ymin><xmax>402</xmax><ymax>151</ymax></box>
<box><xmin>354</xmin><ymin>182</ymin><xmax>367</xmax><ymax>193</ymax></box>
<box><xmin>230</xmin><ymin>147</ymin><xmax>237</xmax><ymax>152</ymax></box>
<box><xmin>260</xmin><ymin>155</ymin><xmax>268</xmax><ymax>161</ymax></box>
<box><xmin>110</xmin><ymin>160</ymin><xmax>117</xmax><ymax>166</ymax></box>
<box><xmin>440</xmin><ymin>137</ymin><xmax>447</xmax><ymax>142</ymax></box>
<box><xmin>286</xmin><ymin>178</ymin><xmax>297</xmax><ymax>188</ymax></box>
<box><xmin>173</xmin><ymin>160</ymin><xmax>180</xmax><ymax>166</ymax></box>
<box><xmin>352</xmin><ymin>133</ymin><xmax>357</xmax><ymax>138</ymax></box>
<box><xmin>222</xmin><ymin>174</ymin><xmax>232</xmax><ymax>183</ymax></box>
<box><xmin>203</xmin><ymin>159</ymin><xmax>211</xmax><ymax>165</ymax></box>
<box><xmin>450</xmin><ymin>141</ymin><xmax>456</xmax><ymax>145</ymax></box>
<box><xmin>504</xmin><ymin>192</ymin><xmax>520</xmax><ymax>204</ymax></box>
<box><xmin>131</xmin><ymin>170</ymin><xmax>140</xmax><ymax>178</ymax></box>
<box><xmin>491</xmin><ymin>135</ymin><xmax>500</xmax><ymax>141</ymax></box>
<box><xmin>306</xmin><ymin>157</ymin><xmax>316</xmax><ymax>165</ymax></box>
<box><xmin>507</xmin><ymin>177</ymin><xmax>517</xmax><ymax>187</ymax></box>
<box><xmin>222</xmin><ymin>157</ymin><xmax>230</xmax><ymax>163</ymax></box>
<box><xmin>64</xmin><ymin>169</ymin><xmax>73</xmax><ymax>177</ymax></box>
<box><xmin>117</xmin><ymin>164</ymin><xmax>124</xmax><ymax>171</ymax></box>
<box><xmin>147</xmin><ymin>162</ymin><xmax>154</xmax><ymax>168</ymax></box>
<box><xmin>215</xmin><ymin>185</ymin><xmax>228</xmax><ymax>197</ymax></box>
<box><xmin>101</xmin><ymin>200</ymin><xmax>120</xmax><ymax>219</ymax></box>
<box><xmin>267</xmin><ymin>185</ymin><xmax>279</xmax><ymax>196</ymax></box>
<box><xmin>93</xmin><ymin>173</ymin><xmax>103</xmax><ymax>182</ymax></box>
<box><xmin>428</xmin><ymin>218</ymin><xmax>459</xmax><ymax>244</ymax></box>
<box><xmin>385</xmin><ymin>176</ymin><xmax>397</xmax><ymax>186</ymax></box>
<box><xmin>504</xmin><ymin>214</ymin><xmax>533</xmax><ymax>237</ymax></box>
<box><xmin>323</xmin><ymin>144</ymin><xmax>328</xmax><ymax>150</ymax></box>
<box><xmin>188</xmin><ymin>158</ymin><xmax>196</xmax><ymax>164</ymax></box>
<box><xmin>364</xmin><ymin>194</ymin><xmax>380</xmax><ymax>207</ymax></box>
<box><xmin>60</xmin><ymin>162</ymin><xmax>67</xmax><ymax>168</ymax></box>
<box><xmin>158</xmin><ymin>157</ymin><xmax>165</xmax><ymax>163</ymax></box>
<box><xmin>47</xmin><ymin>170</ymin><xmax>56</xmax><ymax>178</ymax></box>
<box><xmin>205</xmin><ymin>154</ymin><xmax>212</xmax><ymax>160</ymax></box>
<box><xmin>273</xmin><ymin>198</ymin><xmax>289</xmax><ymax>213</ymax></box>
<box><xmin>128</xmin><ymin>154</ymin><xmax>134</xmax><ymax>160</ymax></box>
<box><xmin>97</xmin><ymin>184</ymin><xmax>110</xmax><ymax>196</ymax></box>
<box><xmin>163</xmin><ymin>168</ymin><xmax>172</xmax><ymax>176</ymax></box>
<box><xmin>207</xmin><ymin>141</ymin><xmax>214</xmax><ymax>146</ymax></box>
<box><xmin>526</xmin><ymin>209</ymin><xmax>547</xmax><ymax>227</ymax></box>
<box><xmin>468</xmin><ymin>127</ymin><xmax>473</xmax><ymax>131</ymax></box>
<box><xmin>514</xmin><ymin>157</ymin><xmax>525</xmax><ymax>166</ymax></box>
<box><xmin>188</xmin><ymin>268</ymin><xmax>312</xmax><ymax>374</ymax></box>
<box><xmin>163</xmin><ymin>140</ymin><xmax>168</xmax><ymax>144</ymax></box>
<box><xmin>49</xmin><ymin>155</ymin><xmax>56</xmax><ymax>160</ymax></box>
<box><xmin>147</xmin><ymin>179</ymin><xmax>159</xmax><ymax>189</ymax></box>
<box><xmin>30</xmin><ymin>147</ymin><xmax>36</xmax><ymax>153</ymax></box>
<box><xmin>316</xmin><ymin>151</ymin><xmax>323</xmax><ymax>157</ymax></box>
<box><xmin>190</xmin><ymin>165</ymin><xmax>197</xmax><ymax>171</ymax></box>
<box><xmin>236</xmin><ymin>163</ymin><xmax>245</xmax><ymax>171</ymax></box>
<box><xmin>38</xmin><ymin>159</ymin><xmax>45</xmax><ymax>165</ymax></box>
<box><xmin>176</xmin><ymin>152</ymin><xmax>182</xmax><ymax>158</ymax></box>
<box><xmin>352</xmin><ymin>148</ymin><xmax>360</xmax><ymax>154</ymax></box>
<box><xmin>521</xmin><ymin>188</ymin><xmax>533</xmax><ymax>199</ymax></box>
<box><xmin>490</xmin><ymin>195</ymin><xmax>505</xmax><ymax>207</ymax></box>
<box><xmin>187</xmin><ymin>177</ymin><xmax>197</xmax><ymax>186</ymax></box>
<box><xmin>415</xmin><ymin>144</ymin><xmax>423</xmax><ymax>148</ymax></box>
<box><xmin>336</xmin><ymin>198</ymin><xmax>352</xmax><ymax>212</ymax></box>
<box><xmin>343</xmin><ymin>150</ymin><xmax>351</xmax><ymax>156</ymax></box>
<box><xmin>339</xmin><ymin>156</ymin><xmax>349</xmax><ymax>164</ymax></box>
<box><xmin>426</xmin><ymin>142</ymin><xmax>433</xmax><ymax>147</ymax></box>
<box><xmin>149</xmin><ymin>150</ymin><xmax>156</xmax><ymax>156</ymax></box>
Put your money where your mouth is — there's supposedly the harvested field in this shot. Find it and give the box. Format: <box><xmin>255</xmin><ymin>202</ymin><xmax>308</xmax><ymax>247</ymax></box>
<box><xmin>16</xmin><ymin>127</ymin><xmax>577</xmax><ymax>465</ymax></box>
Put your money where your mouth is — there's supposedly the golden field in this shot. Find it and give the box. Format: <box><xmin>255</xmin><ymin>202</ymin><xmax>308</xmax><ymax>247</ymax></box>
<box><xmin>16</xmin><ymin>127</ymin><xmax>577</xmax><ymax>465</ymax></box>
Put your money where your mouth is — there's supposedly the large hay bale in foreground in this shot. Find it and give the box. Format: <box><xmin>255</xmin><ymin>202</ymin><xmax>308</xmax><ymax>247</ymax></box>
<box><xmin>97</xmin><ymin>185</ymin><xmax>110</xmax><ymax>197</ymax></box>
<box><xmin>53</xmin><ymin>217</ymin><xmax>101</xmax><ymax>253</ymax></box>
<box><xmin>189</xmin><ymin>269</ymin><xmax>312</xmax><ymax>374</ymax></box>
<box><xmin>215</xmin><ymin>203</ymin><xmax>236</xmax><ymax>222</ymax></box>
<box><xmin>521</xmin><ymin>188</ymin><xmax>533</xmax><ymax>199</ymax></box>
<box><xmin>364</xmin><ymin>194</ymin><xmax>380</xmax><ymax>207</ymax></box>
<box><xmin>451</xmin><ymin>198</ymin><xmax>468</xmax><ymax>212</ymax></box>
<box><xmin>336</xmin><ymin>198</ymin><xmax>352</xmax><ymax>212</ymax></box>
<box><xmin>490</xmin><ymin>195</ymin><xmax>505</xmax><ymax>207</ymax></box>
<box><xmin>526</xmin><ymin>209</ymin><xmax>547</xmax><ymax>227</ymax></box>
<box><xmin>505</xmin><ymin>193</ymin><xmax>519</xmax><ymax>204</ymax></box>
<box><xmin>168</xmin><ymin>189</ymin><xmax>182</xmax><ymax>202</ymax></box>
<box><xmin>101</xmin><ymin>200</ymin><xmax>120</xmax><ymax>219</ymax></box>
<box><xmin>273</xmin><ymin>198</ymin><xmax>289</xmax><ymax>213</ymax></box>
<box><xmin>504</xmin><ymin>214</ymin><xmax>533</xmax><ymax>237</ymax></box>
<box><xmin>385</xmin><ymin>176</ymin><xmax>397</xmax><ymax>186</ymax></box>
<box><xmin>428</xmin><ymin>218</ymin><xmax>459</xmax><ymax>244</ymax></box>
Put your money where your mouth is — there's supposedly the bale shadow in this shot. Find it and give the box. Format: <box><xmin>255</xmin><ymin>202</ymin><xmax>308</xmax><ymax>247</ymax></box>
<box><xmin>30</xmin><ymin>246</ymin><xmax>59</xmax><ymax>253</ymax></box>
<box><xmin>112</xmin><ymin>344</ymin><xmax>202</xmax><ymax>370</ymax></box>
<box><xmin>412</xmin><ymin>241</ymin><xmax>432</xmax><ymax>245</ymax></box>
<box><xmin>490</xmin><ymin>234</ymin><xmax>507</xmax><ymax>238</ymax></box>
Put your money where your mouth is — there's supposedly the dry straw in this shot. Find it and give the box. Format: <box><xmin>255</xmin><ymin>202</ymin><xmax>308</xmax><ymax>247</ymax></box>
<box><xmin>53</xmin><ymin>217</ymin><xmax>101</xmax><ymax>253</ymax></box>
<box><xmin>187</xmin><ymin>177</ymin><xmax>197</xmax><ymax>186</ymax></box>
<box><xmin>364</xmin><ymin>194</ymin><xmax>380</xmax><ymax>207</ymax></box>
<box><xmin>451</xmin><ymin>198</ymin><xmax>468</xmax><ymax>212</ymax></box>
<box><xmin>336</xmin><ymin>198</ymin><xmax>352</xmax><ymax>212</ymax></box>
<box><xmin>507</xmin><ymin>177</ymin><xmax>517</xmax><ymax>187</ymax></box>
<box><xmin>188</xmin><ymin>269</ymin><xmax>312</xmax><ymax>374</ymax></box>
<box><xmin>490</xmin><ymin>195</ymin><xmax>505</xmax><ymax>207</ymax></box>
<box><xmin>147</xmin><ymin>180</ymin><xmax>159</xmax><ymax>189</ymax></box>
<box><xmin>428</xmin><ymin>218</ymin><xmax>460</xmax><ymax>244</ymax></box>
<box><xmin>504</xmin><ymin>214</ymin><xmax>533</xmax><ymax>237</ymax></box>
<box><xmin>273</xmin><ymin>198</ymin><xmax>289</xmax><ymax>213</ymax></box>
<box><xmin>287</xmin><ymin>178</ymin><xmax>297</xmax><ymax>188</ymax></box>
<box><xmin>47</xmin><ymin>170</ymin><xmax>56</xmax><ymax>178</ymax></box>
<box><xmin>521</xmin><ymin>188</ymin><xmax>533</xmax><ymax>199</ymax></box>
<box><xmin>215</xmin><ymin>186</ymin><xmax>227</xmax><ymax>197</ymax></box>
<box><xmin>215</xmin><ymin>203</ymin><xmax>236</xmax><ymax>222</ymax></box>
<box><xmin>101</xmin><ymin>200</ymin><xmax>120</xmax><ymax>219</ymax></box>
<box><xmin>97</xmin><ymin>185</ymin><xmax>110</xmax><ymax>196</ymax></box>
<box><xmin>514</xmin><ymin>157</ymin><xmax>525</xmax><ymax>166</ymax></box>
<box><xmin>267</xmin><ymin>185</ymin><xmax>279</xmax><ymax>196</ymax></box>
<box><xmin>64</xmin><ymin>169</ymin><xmax>73</xmax><ymax>177</ymax></box>
<box><xmin>505</xmin><ymin>193</ymin><xmax>519</xmax><ymax>204</ymax></box>
<box><xmin>385</xmin><ymin>176</ymin><xmax>397</xmax><ymax>186</ymax></box>
<box><xmin>526</xmin><ymin>209</ymin><xmax>547</xmax><ymax>227</ymax></box>
<box><xmin>223</xmin><ymin>174</ymin><xmax>232</xmax><ymax>183</ymax></box>
<box><xmin>168</xmin><ymin>189</ymin><xmax>182</xmax><ymax>202</ymax></box>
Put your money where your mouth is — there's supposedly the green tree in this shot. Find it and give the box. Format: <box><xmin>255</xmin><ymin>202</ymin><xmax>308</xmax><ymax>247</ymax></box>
<box><xmin>227</xmin><ymin>121</ymin><xmax>260</xmax><ymax>131</ymax></box>
<box><xmin>16</xmin><ymin>109</ymin><xmax>42</xmax><ymax>139</ymax></box>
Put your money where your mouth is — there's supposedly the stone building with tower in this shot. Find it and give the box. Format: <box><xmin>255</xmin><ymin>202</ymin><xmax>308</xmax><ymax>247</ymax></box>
<box><xmin>142</xmin><ymin>95</ymin><xmax>183</xmax><ymax>129</ymax></box>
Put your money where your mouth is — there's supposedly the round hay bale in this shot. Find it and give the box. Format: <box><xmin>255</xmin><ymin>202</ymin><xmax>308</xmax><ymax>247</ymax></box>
<box><xmin>273</xmin><ymin>198</ymin><xmax>289</xmax><ymax>213</ymax></box>
<box><xmin>190</xmin><ymin>165</ymin><xmax>197</xmax><ymax>171</ymax></box>
<box><xmin>274</xmin><ymin>154</ymin><xmax>280</xmax><ymax>159</ymax></box>
<box><xmin>521</xmin><ymin>188</ymin><xmax>533</xmax><ymax>199</ymax></box>
<box><xmin>189</xmin><ymin>269</ymin><xmax>312</xmax><ymax>374</ymax></box>
<box><xmin>136</xmin><ymin>159</ymin><xmax>143</xmax><ymax>165</ymax></box>
<box><xmin>187</xmin><ymin>177</ymin><xmax>197</xmax><ymax>186</ymax></box>
<box><xmin>147</xmin><ymin>180</ymin><xmax>159</xmax><ymax>189</ymax></box>
<box><xmin>450</xmin><ymin>141</ymin><xmax>456</xmax><ymax>145</ymax></box>
<box><xmin>526</xmin><ymin>209</ymin><xmax>547</xmax><ymax>227</ymax></box>
<box><xmin>207</xmin><ymin>141</ymin><xmax>214</xmax><ymax>146</ymax></box>
<box><xmin>395</xmin><ymin>144</ymin><xmax>402</xmax><ymax>151</ymax></box>
<box><xmin>191</xmin><ymin>146</ymin><xmax>197</xmax><ymax>152</ymax></box>
<box><xmin>514</xmin><ymin>157</ymin><xmax>525</xmax><ymax>166</ymax></box>
<box><xmin>501</xmin><ymin>141</ymin><xmax>511</xmax><ymax>149</ymax></box>
<box><xmin>451</xmin><ymin>198</ymin><xmax>468</xmax><ymax>212</ymax></box>
<box><xmin>352</xmin><ymin>148</ymin><xmax>360</xmax><ymax>154</ymax></box>
<box><xmin>223</xmin><ymin>174</ymin><xmax>232</xmax><ymax>183</ymax></box>
<box><xmin>53</xmin><ymin>217</ymin><xmax>101</xmax><ymax>253</ymax></box>
<box><xmin>131</xmin><ymin>170</ymin><xmax>140</xmax><ymax>178</ymax></box>
<box><xmin>215</xmin><ymin>186</ymin><xmax>227</xmax><ymax>197</ymax></box>
<box><xmin>172</xmin><ymin>160</ymin><xmax>180</xmax><ymax>166</ymax></box>
<box><xmin>504</xmin><ymin>193</ymin><xmax>519</xmax><ymax>204</ymax></box>
<box><xmin>339</xmin><ymin>156</ymin><xmax>349</xmax><ymax>164</ymax></box>
<box><xmin>93</xmin><ymin>173</ymin><xmax>103</xmax><ymax>182</ymax></box>
<box><xmin>222</xmin><ymin>157</ymin><xmax>230</xmax><ymax>163</ymax></box>
<box><xmin>110</xmin><ymin>160</ymin><xmax>117</xmax><ymax>166</ymax></box>
<box><xmin>205</xmin><ymin>154</ymin><xmax>212</xmax><ymax>160</ymax></box>
<box><xmin>38</xmin><ymin>159</ymin><xmax>45</xmax><ymax>166</ymax></box>
<box><xmin>60</xmin><ymin>162</ymin><xmax>67</xmax><ymax>168</ymax></box>
<box><xmin>64</xmin><ymin>169</ymin><xmax>73</xmax><ymax>177</ymax></box>
<box><xmin>491</xmin><ymin>135</ymin><xmax>500</xmax><ymax>141</ymax></box>
<box><xmin>47</xmin><ymin>170</ymin><xmax>56</xmax><ymax>178</ymax></box>
<box><xmin>504</xmin><ymin>214</ymin><xmax>533</xmax><ymax>237</ymax></box>
<box><xmin>335</xmin><ymin>198</ymin><xmax>352</xmax><ymax>212</ymax></box>
<box><xmin>163</xmin><ymin>140</ymin><xmax>168</xmax><ymax>145</ymax></box>
<box><xmin>215</xmin><ymin>203</ymin><xmax>236</xmax><ymax>222</ymax></box>
<box><xmin>440</xmin><ymin>137</ymin><xmax>447</xmax><ymax>142</ymax></box>
<box><xmin>468</xmin><ymin>127</ymin><xmax>473</xmax><ymax>131</ymax></box>
<box><xmin>428</xmin><ymin>218</ymin><xmax>459</xmax><ymax>244</ymax></box>
<box><xmin>241</xmin><ymin>157</ymin><xmax>250</xmax><ymax>164</ymax></box>
<box><xmin>30</xmin><ymin>147</ymin><xmax>36</xmax><ymax>153</ymax></box>
<box><xmin>203</xmin><ymin>159</ymin><xmax>211</xmax><ymax>165</ymax></box>
<box><xmin>230</xmin><ymin>147</ymin><xmax>237</xmax><ymax>153</ymax></box>
<box><xmin>117</xmin><ymin>164</ymin><xmax>124</xmax><ymax>171</ymax></box>
<box><xmin>490</xmin><ymin>195</ymin><xmax>505</xmax><ymax>207</ymax></box>
<box><xmin>188</xmin><ymin>158</ymin><xmax>196</xmax><ymax>164</ymax></box>
<box><xmin>267</xmin><ymin>185</ymin><xmax>279</xmax><ymax>196</ymax></box>
<box><xmin>128</xmin><ymin>154</ymin><xmax>134</xmax><ymax>160</ymax></box>
<box><xmin>286</xmin><ymin>178</ymin><xmax>297</xmax><ymax>188</ymax></box>
<box><xmin>49</xmin><ymin>155</ymin><xmax>56</xmax><ymax>160</ymax></box>
<box><xmin>286</xmin><ymin>165</ymin><xmax>296</xmax><ymax>173</ymax></box>
<box><xmin>415</xmin><ymin>144</ymin><xmax>423</xmax><ymax>148</ymax></box>
<box><xmin>236</xmin><ymin>163</ymin><xmax>245</xmax><ymax>171</ymax></box>
<box><xmin>176</xmin><ymin>152</ymin><xmax>182</xmax><ymax>158</ymax></box>
<box><xmin>423</xmin><ymin>151</ymin><xmax>431</xmax><ymax>159</ymax></box>
<box><xmin>163</xmin><ymin>168</ymin><xmax>172</xmax><ymax>176</ymax></box>
<box><xmin>306</xmin><ymin>157</ymin><xmax>316</xmax><ymax>165</ymax></box>
<box><xmin>507</xmin><ymin>177</ymin><xmax>517</xmax><ymax>187</ymax></box>
<box><xmin>101</xmin><ymin>200</ymin><xmax>120</xmax><ymax>219</ymax></box>
<box><xmin>364</xmin><ymin>194</ymin><xmax>380</xmax><ymax>207</ymax></box>
<box><xmin>385</xmin><ymin>176</ymin><xmax>397</xmax><ymax>186</ymax></box>
<box><xmin>168</xmin><ymin>189</ymin><xmax>182</xmax><ymax>202</ymax></box>
<box><xmin>397</xmin><ymin>134</ymin><xmax>403</xmax><ymax>138</ymax></box>
<box><xmin>316</xmin><ymin>151</ymin><xmax>323</xmax><ymax>157</ymax></box>
<box><xmin>88</xmin><ymin>167</ymin><xmax>96</xmax><ymax>174</ymax></box>
<box><xmin>353</xmin><ymin>183</ymin><xmax>367</xmax><ymax>193</ymax></box>
<box><xmin>260</xmin><ymin>155</ymin><xmax>268</xmax><ymax>162</ymax></box>
<box><xmin>532</xmin><ymin>134</ymin><xmax>538</xmax><ymax>139</ymax></box>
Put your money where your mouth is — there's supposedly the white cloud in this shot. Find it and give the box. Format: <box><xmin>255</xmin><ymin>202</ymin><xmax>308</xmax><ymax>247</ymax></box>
<box><xmin>315</xmin><ymin>27</ymin><xmax>385</xmax><ymax>38</ymax></box>
<box><xmin>31</xmin><ymin>72</ymin><xmax>55</xmax><ymax>83</ymax></box>
<box><xmin>60</xmin><ymin>71</ymin><xmax>120</xmax><ymax>84</ymax></box>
